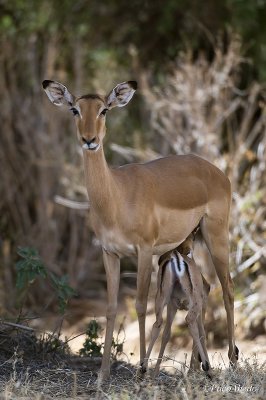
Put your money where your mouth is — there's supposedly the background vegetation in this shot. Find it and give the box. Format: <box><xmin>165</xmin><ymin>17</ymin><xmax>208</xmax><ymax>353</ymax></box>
<box><xmin>0</xmin><ymin>0</ymin><xmax>265</xmax><ymax>374</ymax></box>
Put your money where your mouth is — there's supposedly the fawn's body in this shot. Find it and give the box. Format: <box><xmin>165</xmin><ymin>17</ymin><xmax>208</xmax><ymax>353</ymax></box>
<box><xmin>143</xmin><ymin>234</ymin><xmax>211</xmax><ymax>377</ymax></box>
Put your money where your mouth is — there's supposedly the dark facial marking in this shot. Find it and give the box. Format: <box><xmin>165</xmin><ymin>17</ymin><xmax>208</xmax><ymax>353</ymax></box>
<box><xmin>78</xmin><ymin>94</ymin><xmax>105</xmax><ymax>101</ymax></box>
<box><xmin>82</xmin><ymin>137</ymin><xmax>96</xmax><ymax>146</ymax></box>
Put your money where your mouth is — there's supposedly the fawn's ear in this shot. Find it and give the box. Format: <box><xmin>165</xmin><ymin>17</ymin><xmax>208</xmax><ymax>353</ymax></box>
<box><xmin>42</xmin><ymin>80</ymin><xmax>75</xmax><ymax>106</ymax></box>
<box><xmin>106</xmin><ymin>81</ymin><xmax>137</xmax><ymax>109</ymax></box>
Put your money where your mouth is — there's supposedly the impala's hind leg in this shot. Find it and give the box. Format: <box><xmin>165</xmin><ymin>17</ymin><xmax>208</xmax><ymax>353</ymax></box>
<box><xmin>200</xmin><ymin>215</ymin><xmax>238</xmax><ymax>365</ymax></box>
<box><xmin>190</xmin><ymin>277</ymin><xmax>210</xmax><ymax>371</ymax></box>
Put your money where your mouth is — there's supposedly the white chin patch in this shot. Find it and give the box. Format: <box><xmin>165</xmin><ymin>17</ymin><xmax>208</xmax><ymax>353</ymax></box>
<box><xmin>82</xmin><ymin>143</ymin><xmax>100</xmax><ymax>151</ymax></box>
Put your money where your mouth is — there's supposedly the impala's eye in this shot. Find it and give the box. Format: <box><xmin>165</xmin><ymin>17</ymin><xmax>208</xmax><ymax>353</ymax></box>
<box><xmin>70</xmin><ymin>107</ymin><xmax>79</xmax><ymax>116</ymax></box>
<box><xmin>100</xmin><ymin>108</ymin><xmax>108</xmax><ymax>117</ymax></box>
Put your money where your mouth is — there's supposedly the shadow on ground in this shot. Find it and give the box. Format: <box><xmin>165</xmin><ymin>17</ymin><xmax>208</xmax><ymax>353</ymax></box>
<box><xmin>0</xmin><ymin>324</ymin><xmax>265</xmax><ymax>399</ymax></box>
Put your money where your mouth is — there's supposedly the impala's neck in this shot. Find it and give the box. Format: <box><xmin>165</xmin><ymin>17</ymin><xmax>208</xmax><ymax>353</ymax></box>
<box><xmin>83</xmin><ymin>145</ymin><xmax>117</xmax><ymax>222</ymax></box>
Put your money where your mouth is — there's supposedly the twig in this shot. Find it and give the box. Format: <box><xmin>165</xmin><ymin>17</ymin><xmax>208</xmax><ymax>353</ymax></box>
<box><xmin>110</xmin><ymin>143</ymin><xmax>159</xmax><ymax>162</ymax></box>
<box><xmin>54</xmin><ymin>195</ymin><xmax>90</xmax><ymax>210</ymax></box>
<box><xmin>64</xmin><ymin>331</ymin><xmax>87</xmax><ymax>344</ymax></box>
<box><xmin>0</xmin><ymin>320</ymin><xmax>34</xmax><ymax>332</ymax></box>
<box><xmin>234</xmin><ymin>248</ymin><xmax>265</xmax><ymax>277</ymax></box>
<box><xmin>234</xmin><ymin>293</ymin><xmax>259</xmax><ymax>309</ymax></box>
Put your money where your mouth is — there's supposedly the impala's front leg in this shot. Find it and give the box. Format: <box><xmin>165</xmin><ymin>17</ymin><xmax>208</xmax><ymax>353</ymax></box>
<box><xmin>99</xmin><ymin>249</ymin><xmax>120</xmax><ymax>383</ymax></box>
<box><xmin>136</xmin><ymin>247</ymin><xmax>153</xmax><ymax>369</ymax></box>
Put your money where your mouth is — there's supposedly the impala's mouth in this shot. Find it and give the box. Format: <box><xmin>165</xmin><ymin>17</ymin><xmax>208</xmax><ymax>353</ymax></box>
<box><xmin>82</xmin><ymin>142</ymin><xmax>100</xmax><ymax>151</ymax></box>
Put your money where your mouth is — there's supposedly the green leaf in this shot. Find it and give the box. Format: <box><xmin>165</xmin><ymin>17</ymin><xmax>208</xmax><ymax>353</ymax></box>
<box><xmin>49</xmin><ymin>273</ymin><xmax>76</xmax><ymax>314</ymax></box>
<box><xmin>15</xmin><ymin>246</ymin><xmax>47</xmax><ymax>289</ymax></box>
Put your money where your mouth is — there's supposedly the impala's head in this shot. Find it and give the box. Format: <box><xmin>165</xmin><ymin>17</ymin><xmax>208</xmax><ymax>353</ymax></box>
<box><xmin>42</xmin><ymin>80</ymin><xmax>137</xmax><ymax>151</ymax></box>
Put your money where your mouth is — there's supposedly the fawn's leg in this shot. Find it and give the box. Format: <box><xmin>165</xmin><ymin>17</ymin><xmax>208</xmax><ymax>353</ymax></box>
<box><xmin>142</xmin><ymin>269</ymin><xmax>174</xmax><ymax>373</ymax></box>
<box><xmin>153</xmin><ymin>300</ymin><xmax>177</xmax><ymax>378</ymax></box>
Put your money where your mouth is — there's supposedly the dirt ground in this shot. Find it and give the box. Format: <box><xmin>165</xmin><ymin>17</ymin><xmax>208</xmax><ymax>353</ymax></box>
<box><xmin>0</xmin><ymin>321</ymin><xmax>265</xmax><ymax>400</ymax></box>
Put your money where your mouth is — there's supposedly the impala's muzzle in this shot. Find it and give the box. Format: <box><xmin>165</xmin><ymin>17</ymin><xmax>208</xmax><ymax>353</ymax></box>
<box><xmin>82</xmin><ymin>137</ymin><xmax>100</xmax><ymax>151</ymax></box>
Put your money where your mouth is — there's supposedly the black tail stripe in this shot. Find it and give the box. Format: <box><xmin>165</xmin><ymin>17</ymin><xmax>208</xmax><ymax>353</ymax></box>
<box><xmin>176</xmin><ymin>255</ymin><xmax>181</xmax><ymax>272</ymax></box>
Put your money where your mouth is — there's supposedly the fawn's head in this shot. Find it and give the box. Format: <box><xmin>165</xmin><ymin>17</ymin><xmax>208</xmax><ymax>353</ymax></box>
<box><xmin>42</xmin><ymin>80</ymin><xmax>137</xmax><ymax>151</ymax></box>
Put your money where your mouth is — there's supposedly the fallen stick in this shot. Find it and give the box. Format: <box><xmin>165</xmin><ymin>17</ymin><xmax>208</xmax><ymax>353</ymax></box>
<box><xmin>0</xmin><ymin>320</ymin><xmax>35</xmax><ymax>332</ymax></box>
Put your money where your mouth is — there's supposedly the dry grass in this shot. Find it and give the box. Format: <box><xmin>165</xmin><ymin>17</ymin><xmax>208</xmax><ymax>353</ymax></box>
<box><xmin>1</xmin><ymin>356</ymin><xmax>265</xmax><ymax>399</ymax></box>
<box><xmin>0</xmin><ymin>326</ymin><xmax>265</xmax><ymax>400</ymax></box>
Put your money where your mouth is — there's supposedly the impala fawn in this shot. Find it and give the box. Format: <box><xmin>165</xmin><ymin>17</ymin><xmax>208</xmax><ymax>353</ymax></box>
<box><xmin>143</xmin><ymin>233</ymin><xmax>211</xmax><ymax>378</ymax></box>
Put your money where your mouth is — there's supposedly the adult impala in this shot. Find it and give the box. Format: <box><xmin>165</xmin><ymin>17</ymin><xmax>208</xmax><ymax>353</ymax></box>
<box><xmin>42</xmin><ymin>79</ymin><xmax>238</xmax><ymax>381</ymax></box>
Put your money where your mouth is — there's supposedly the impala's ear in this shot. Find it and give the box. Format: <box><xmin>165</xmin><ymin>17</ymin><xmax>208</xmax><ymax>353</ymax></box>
<box><xmin>42</xmin><ymin>80</ymin><xmax>75</xmax><ymax>106</ymax></box>
<box><xmin>106</xmin><ymin>81</ymin><xmax>137</xmax><ymax>109</ymax></box>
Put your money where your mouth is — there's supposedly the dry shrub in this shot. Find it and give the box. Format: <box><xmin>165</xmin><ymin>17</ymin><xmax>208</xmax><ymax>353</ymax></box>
<box><xmin>0</xmin><ymin>37</ymin><xmax>102</xmax><ymax>315</ymax></box>
<box><xmin>141</xmin><ymin>36</ymin><xmax>265</xmax><ymax>272</ymax></box>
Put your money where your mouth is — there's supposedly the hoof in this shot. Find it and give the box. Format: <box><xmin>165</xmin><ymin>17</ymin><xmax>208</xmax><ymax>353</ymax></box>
<box><xmin>201</xmin><ymin>361</ymin><xmax>212</xmax><ymax>380</ymax></box>
<box><xmin>139</xmin><ymin>361</ymin><xmax>147</xmax><ymax>375</ymax></box>
<box><xmin>229</xmin><ymin>345</ymin><xmax>239</xmax><ymax>367</ymax></box>
<box><xmin>202</xmin><ymin>360</ymin><xmax>210</xmax><ymax>372</ymax></box>
<box><xmin>141</xmin><ymin>366</ymin><xmax>147</xmax><ymax>374</ymax></box>
<box><xmin>136</xmin><ymin>365</ymin><xmax>146</xmax><ymax>380</ymax></box>
<box><xmin>206</xmin><ymin>371</ymin><xmax>213</xmax><ymax>380</ymax></box>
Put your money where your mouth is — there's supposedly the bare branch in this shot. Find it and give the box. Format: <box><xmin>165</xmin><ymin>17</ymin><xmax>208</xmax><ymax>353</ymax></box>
<box><xmin>54</xmin><ymin>195</ymin><xmax>90</xmax><ymax>210</ymax></box>
<box><xmin>0</xmin><ymin>320</ymin><xmax>35</xmax><ymax>332</ymax></box>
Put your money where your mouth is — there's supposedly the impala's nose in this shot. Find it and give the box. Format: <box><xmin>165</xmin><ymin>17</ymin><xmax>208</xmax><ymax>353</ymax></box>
<box><xmin>82</xmin><ymin>136</ymin><xmax>99</xmax><ymax>151</ymax></box>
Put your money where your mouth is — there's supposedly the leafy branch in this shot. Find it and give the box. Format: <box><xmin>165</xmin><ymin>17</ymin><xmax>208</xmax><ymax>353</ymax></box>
<box><xmin>15</xmin><ymin>246</ymin><xmax>76</xmax><ymax>314</ymax></box>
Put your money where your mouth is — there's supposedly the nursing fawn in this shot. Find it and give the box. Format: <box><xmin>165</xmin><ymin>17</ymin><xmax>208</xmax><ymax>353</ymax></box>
<box><xmin>143</xmin><ymin>234</ymin><xmax>211</xmax><ymax>377</ymax></box>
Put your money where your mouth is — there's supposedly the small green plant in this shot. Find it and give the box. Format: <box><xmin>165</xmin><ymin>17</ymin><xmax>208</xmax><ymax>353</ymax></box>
<box><xmin>79</xmin><ymin>319</ymin><xmax>125</xmax><ymax>359</ymax></box>
<box><xmin>79</xmin><ymin>319</ymin><xmax>104</xmax><ymax>357</ymax></box>
<box><xmin>37</xmin><ymin>332</ymin><xmax>70</xmax><ymax>355</ymax></box>
<box><xmin>15</xmin><ymin>246</ymin><xmax>76</xmax><ymax>314</ymax></box>
<box><xmin>111</xmin><ymin>323</ymin><xmax>125</xmax><ymax>359</ymax></box>
<box><xmin>16</xmin><ymin>247</ymin><xmax>47</xmax><ymax>289</ymax></box>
